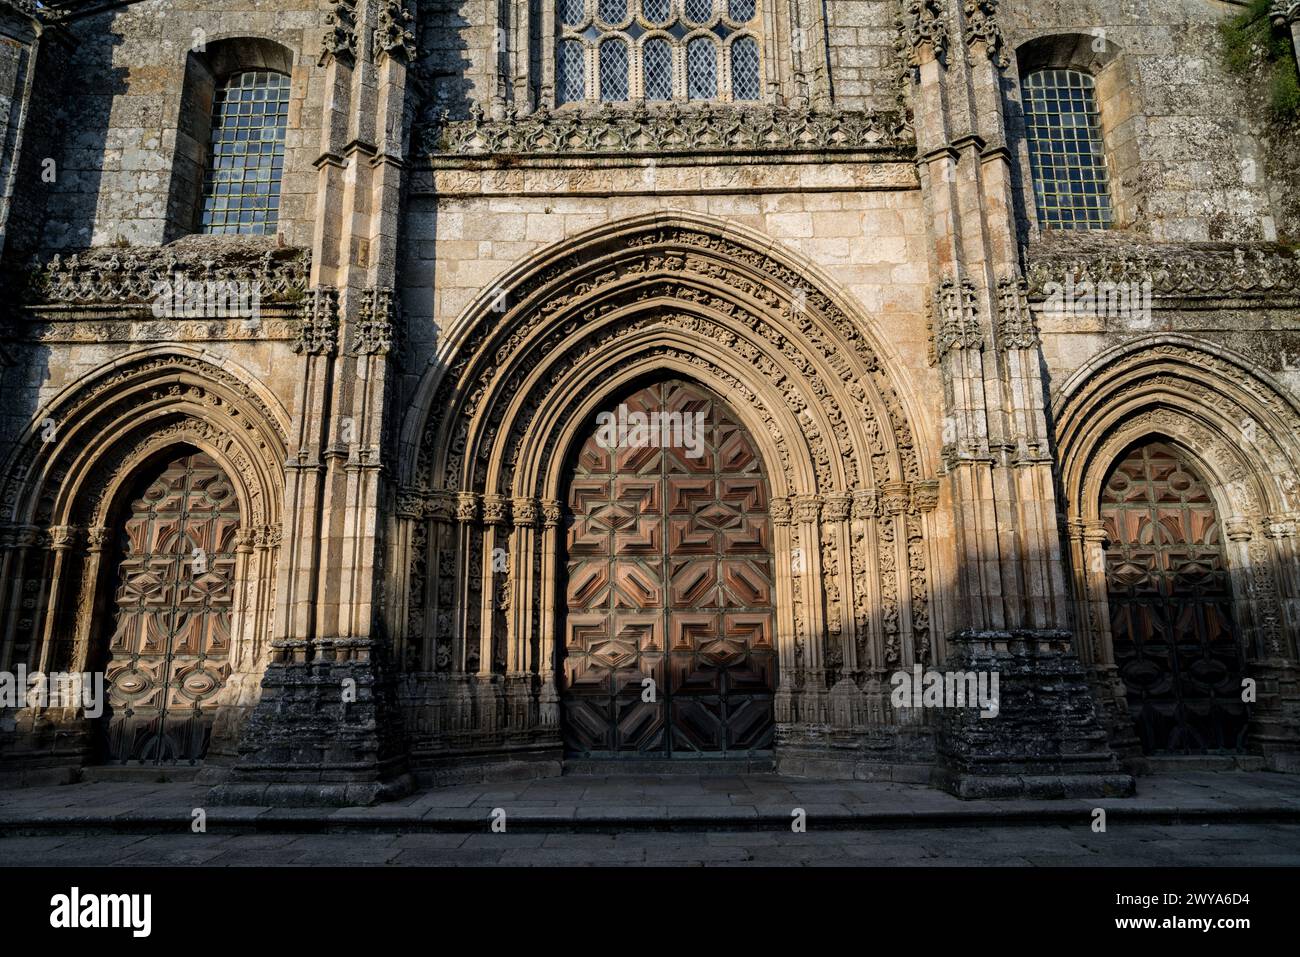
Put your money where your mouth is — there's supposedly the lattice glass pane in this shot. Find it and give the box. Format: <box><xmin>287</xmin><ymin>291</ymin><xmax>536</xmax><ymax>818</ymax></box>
<box><xmin>200</xmin><ymin>71</ymin><xmax>289</xmax><ymax>235</ymax></box>
<box><xmin>643</xmin><ymin>38</ymin><xmax>673</xmax><ymax>100</ymax></box>
<box><xmin>559</xmin><ymin>0</ymin><xmax>586</xmax><ymax>27</ymax></box>
<box><xmin>687</xmin><ymin>37</ymin><xmax>717</xmax><ymax>100</ymax></box>
<box><xmin>598</xmin><ymin>0</ymin><xmax>627</xmax><ymax>23</ymax></box>
<box><xmin>1023</xmin><ymin>69</ymin><xmax>1113</xmax><ymax>230</ymax></box>
<box><xmin>600</xmin><ymin>38</ymin><xmax>630</xmax><ymax>101</ymax></box>
<box><xmin>642</xmin><ymin>0</ymin><xmax>670</xmax><ymax>22</ymax></box>
<box><xmin>730</xmin><ymin>36</ymin><xmax>759</xmax><ymax>100</ymax></box>
<box><xmin>558</xmin><ymin>40</ymin><xmax>586</xmax><ymax>104</ymax></box>
<box><xmin>685</xmin><ymin>0</ymin><xmax>713</xmax><ymax>24</ymax></box>
<box><xmin>728</xmin><ymin>0</ymin><xmax>755</xmax><ymax>21</ymax></box>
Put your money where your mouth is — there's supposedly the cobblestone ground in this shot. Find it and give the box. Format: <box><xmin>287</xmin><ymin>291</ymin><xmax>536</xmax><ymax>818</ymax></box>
<box><xmin>2</xmin><ymin>822</ymin><xmax>1299</xmax><ymax>867</ymax></box>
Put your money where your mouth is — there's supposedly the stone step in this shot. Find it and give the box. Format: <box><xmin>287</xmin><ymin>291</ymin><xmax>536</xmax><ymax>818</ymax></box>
<box><xmin>562</xmin><ymin>757</ymin><xmax>776</xmax><ymax>776</ymax></box>
<box><xmin>77</xmin><ymin>765</ymin><xmax>204</xmax><ymax>784</ymax></box>
<box><xmin>1141</xmin><ymin>755</ymin><xmax>1266</xmax><ymax>773</ymax></box>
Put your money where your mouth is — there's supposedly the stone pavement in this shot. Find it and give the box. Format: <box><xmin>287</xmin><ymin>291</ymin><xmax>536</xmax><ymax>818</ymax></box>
<box><xmin>2</xmin><ymin>770</ymin><xmax>1300</xmax><ymax>865</ymax></box>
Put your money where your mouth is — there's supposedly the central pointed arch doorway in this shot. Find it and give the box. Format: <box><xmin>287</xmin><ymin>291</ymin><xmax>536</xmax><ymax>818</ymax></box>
<box><xmin>559</xmin><ymin>377</ymin><xmax>777</xmax><ymax>757</ymax></box>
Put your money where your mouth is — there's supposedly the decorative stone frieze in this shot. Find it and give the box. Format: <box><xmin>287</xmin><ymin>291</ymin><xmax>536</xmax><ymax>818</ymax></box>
<box><xmin>420</xmin><ymin>102</ymin><xmax>912</xmax><ymax>158</ymax></box>
<box><xmin>20</xmin><ymin>240</ymin><xmax>310</xmax><ymax>310</ymax></box>
<box><xmin>1026</xmin><ymin>236</ymin><xmax>1300</xmax><ymax>302</ymax></box>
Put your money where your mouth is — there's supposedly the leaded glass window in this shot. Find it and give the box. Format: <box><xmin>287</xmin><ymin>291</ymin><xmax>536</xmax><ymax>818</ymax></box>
<box><xmin>600</xmin><ymin>38</ymin><xmax>630</xmax><ymax>102</ymax></box>
<box><xmin>730</xmin><ymin>35</ymin><xmax>759</xmax><ymax>101</ymax></box>
<box><xmin>200</xmin><ymin>71</ymin><xmax>289</xmax><ymax>235</ymax></box>
<box><xmin>1023</xmin><ymin>68</ymin><xmax>1113</xmax><ymax>230</ymax></box>
<box><xmin>554</xmin><ymin>0</ymin><xmax>764</xmax><ymax>105</ymax></box>
<box><xmin>687</xmin><ymin>37</ymin><xmax>717</xmax><ymax>100</ymax></box>
<box><xmin>728</xmin><ymin>0</ymin><xmax>755</xmax><ymax>21</ymax></box>
<box><xmin>558</xmin><ymin>39</ymin><xmax>586</xmax><ymax>104</ymax></box>
<box><xmin>643</xmin><ymin>0</ymin><xmax>670</xmax><ymax>23</ymax></box>
<box><xmin>644</xmin><ymin>38</ymin><xmax>673</xmax><ymax>101</ymax></box>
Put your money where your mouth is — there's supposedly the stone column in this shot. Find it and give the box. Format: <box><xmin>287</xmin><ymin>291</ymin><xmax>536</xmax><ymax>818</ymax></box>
<box><xmin>901</xmin><ymin>0</ymin><xmax>1130</xmax><ymax>797</ymax></box>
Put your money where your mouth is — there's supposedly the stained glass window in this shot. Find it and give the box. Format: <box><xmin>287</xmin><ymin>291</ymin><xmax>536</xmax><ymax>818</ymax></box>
<box><xmin>1023</xmin><ymin>69</ymin><xmax>1113</xmax><ymax>230</ymax></box>
<box><xmin>200</xmin><ymin>71</ymin><xmax>289</xmax><ymax>235</ymax></box>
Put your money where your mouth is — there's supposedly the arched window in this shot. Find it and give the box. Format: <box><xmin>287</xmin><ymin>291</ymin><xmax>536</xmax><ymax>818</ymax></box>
<box><xmin>199</xmin><ymin>71</ymin><xmax>289</xmax><ymax>235</ymax></box>
<box><xmin>554</xmin><ymin>0</ymin><xmax>764</xmax><ymax>105</ymax></box>
<box><xmin>1023</xmin><ymin>68</ymin><xmax>1113</xmax><ymax>229</ymax></box>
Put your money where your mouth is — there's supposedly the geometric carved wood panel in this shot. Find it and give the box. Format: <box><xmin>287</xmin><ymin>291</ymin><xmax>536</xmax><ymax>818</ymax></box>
<box><xmin>1101</xmin><ymin>440</ymin><xmax>1247</xmax><ymax>754</ymax></box>
<box><xmin>102</xmin><ymin>450</ymin><xmax>239</xmax><ymax>764</ymax></box>
<box><xmin>561</xmin><ymin>379</ymin><xmax>776</xmax><ymax>756</ymax></box>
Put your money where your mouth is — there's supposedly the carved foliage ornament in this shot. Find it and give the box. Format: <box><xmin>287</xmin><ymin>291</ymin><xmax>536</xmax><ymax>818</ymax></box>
<box><xmin>933</xmin><ymin>275</ymin><xmax>982</xmax><ymax>359</ymax></box>
<box><xmin>349</xmin><ymin>287</ymin><xmax>400</xmax><ymax>357</ymax></box>
<box><xmin>963</xmin><ymin>0</ymin><xmax>1009</xmax><ymax>70</ymax></box>
<box><xmin>375</xmin><ymin>0</ymin><xmax>417</xmax><ymax>63</ymax></box>
<box><xmin>895</xmin><ymin>0</ymin><xmax>949</xmax><ymax>71</ymax></box>
<box><xmin>320</xmin><ymin>0</ymin><xmax>359</xmax><ymax>66</ymax></box>
<box><xmin>421</xmin><ymin>102</ymin><xmax>911</xmax><ymax>157</ymax></box>
<box><xmin>294</xmin><ymin>287</ymin><xmax>339</xmax><ymax>356</ymax></box>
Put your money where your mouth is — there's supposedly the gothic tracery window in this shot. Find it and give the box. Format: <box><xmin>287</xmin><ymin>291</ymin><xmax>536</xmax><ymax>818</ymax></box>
<box><xmin>1023</xmin><ymin>68</ymin><xmax>1113</xmax><ymax>230</ymax></box>
<box><xmin>199</xmin><ymin>70</ymin><xmax>289</xmax><ymax>235</ymax></box>
<box><xmin>554</xmin><ymin>0</ymin><xmax>763</xmax><ymax>106</ymax></box>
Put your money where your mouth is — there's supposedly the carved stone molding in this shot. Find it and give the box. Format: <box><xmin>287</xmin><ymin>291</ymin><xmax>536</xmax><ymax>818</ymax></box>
<box><xmin>1272</xmin><ymin>1</ymin><xmax>1300</xmax><ymax>27</ymax></box>
<box><xmin>294</xmin><ymin>287</ymin><xmax>340</xmax><ymax>356</ymax></box>
<box><xmin>19</xmin><ymin>240</ymin><xmax>310</xmax><ymax>311</ymax></box>
<box><xmin>420</xmin><ymin>102</ymin><xmax>912</xmax><ymax>158</ymax></box>
<box><xmin>962</xmin><ymin>0</ymin><xmax>1009</xmax><ymax>70</ymax></box>
<box><xmin>375</xmin><ymin>0</ymin><xmax>417</xmax><ymax>63</ymax></box>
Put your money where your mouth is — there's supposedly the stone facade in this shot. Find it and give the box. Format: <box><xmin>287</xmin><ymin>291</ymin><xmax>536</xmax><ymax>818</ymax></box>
<box><xmin>0</xmin><ymin>0</ymin><xmax>1297</xmax><ymax>803</ymax></box>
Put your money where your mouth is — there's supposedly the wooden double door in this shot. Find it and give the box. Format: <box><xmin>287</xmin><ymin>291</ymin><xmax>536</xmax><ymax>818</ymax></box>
<box><xmin>560</xmin><ymin>379</ymin><xmax>777</xmax><ymax>757</ymax></box>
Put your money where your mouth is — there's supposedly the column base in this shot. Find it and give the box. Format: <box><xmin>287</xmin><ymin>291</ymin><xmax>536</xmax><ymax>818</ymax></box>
<box><xmin>207</xmin><ymin>636</ymin><xmax>414</xmax><ymax>807</ymax></box>
<box><xmin>932</xmin><ymin>630</ymin><xmax>1135</xmax><ymax>799</ymax></box>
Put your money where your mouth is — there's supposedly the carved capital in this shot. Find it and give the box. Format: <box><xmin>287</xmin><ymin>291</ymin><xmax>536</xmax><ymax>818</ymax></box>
<box><xmin>793</xmin><ymin>495</ymin><xmax>823</xmax><ymax>524</ymax></box>
<box><xmin>881</xmin><ymin>482</ymin><xmax>910</xmax><ymax>515</ymax></box>
<box><xmin>909</xmin><ymin>479</ymin><xmax>940</xmax><ymax>513</ymax></box>
<box><xmin>482</xmin><ymin>494</ymin><xmax>510</xmax><ymax>526</ymax></box>
<box><xmin>511</xmin><ymin>496</ymin><xmax>540</xmax><ymax>527</ymax></box>
<box><xmin>428</xmin><ymin>490</ymin><xmax>456</xmax><ymax>522</ymax></box>
<box><xmin>48</xmin><ymin>524</ymin><xmax>83</xmax><ymax>550</ymax></box>
<box><xmin>396</xmin><ymin>486</ymin><xmax>424</xmax><ymax>520</ymax></box>
<box><xmin>540</xmin><ymin>499</ymin><xmax>563</xmax><ymax>527</ymax></box>
<box><xmin>851</xmin><ymin>488</ymin><xmax>880</xmax><ymax>520</ymax></box>
<box><xmin>455</xmin><ymin>492</ymin><xmax>479</xmax><ymax>523</ymax></box>
<box><xmin>1225</xmin><ymin>518</ymin><xmax>1255</xmax><ymax>543</ymax></box>
<box><xmin>769</xmin><ymin>498</ymin><xmax>794</xmax><ymax>526</ymax></box>
<box><xmin>821</xmin><ymin>493</ymin><xmax>852</xmax><ymax>522</ymax></box>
